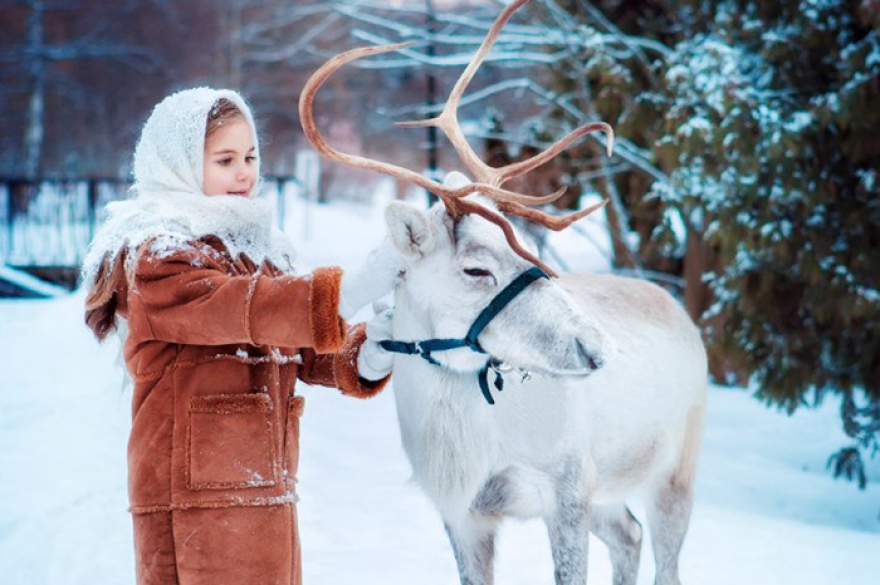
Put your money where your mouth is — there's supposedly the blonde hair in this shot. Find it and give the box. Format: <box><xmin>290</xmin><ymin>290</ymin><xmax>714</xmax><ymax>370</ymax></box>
<box><xmin>84</xmin><ymin>253</ymin><xmax>127</xmax><ymax>341</ymax></box>
<box><xmin>206</xmin><ymin>98</ymin><xmax>245</xmax><ymax>139</ymax></box>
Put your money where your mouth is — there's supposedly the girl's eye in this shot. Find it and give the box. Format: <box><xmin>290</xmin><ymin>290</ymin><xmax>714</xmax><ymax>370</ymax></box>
<box><xmin>463</xmin><ymin>267</ymin><xmax>493</xmax><ymax>278</ymax></box>
<box><xmin>246</xmin><ymin>156</ymin><xmax>257</xmax><ymax>163</ymax></box>
<box><xmin>217</xmin><ymin>158</ymin><xmax>232</xmax><ymax>166</ymax></box>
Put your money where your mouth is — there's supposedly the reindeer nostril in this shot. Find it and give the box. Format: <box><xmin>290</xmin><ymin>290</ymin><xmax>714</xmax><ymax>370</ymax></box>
<box><xmin>576</xmin><ymin>339</ymin><xmax>604</xmax><ymax>371</ymax></box>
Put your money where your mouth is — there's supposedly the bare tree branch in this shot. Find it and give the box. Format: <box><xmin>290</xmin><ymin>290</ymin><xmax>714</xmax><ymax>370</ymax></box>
<box><xmin>243</xmin><ymin>11</ymin><xmax>344</xmax><ymax>64</ymax></box>
<box><xmin>41</xmin><ymin>42</ymin><xmax>160</xmax><ymax>72</ymax></box>
<box><xmin>350</xmin><ymin>29</ymin><xmax>567</xmax><ymax>66</ymax></box>
<box><xmin>339</xmin><ymin>3</ymin><xmax>669</xmax><ymax>58</ymax></box>
<box><xmin>241</xmin><ymin>3</ymin><xmax>336</xmax><ymax>40</ymax></box>
<box><xmin>334</xmin><ymin>3</ymin><xmax>555</xmax><ymax>46</ymax></box>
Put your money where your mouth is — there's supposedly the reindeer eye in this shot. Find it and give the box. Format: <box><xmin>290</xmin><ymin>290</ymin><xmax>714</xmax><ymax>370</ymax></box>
<box><xmin>463</xmin><ymin>268</ymin><xmax>493</xmax><ymax>278</ymax></box>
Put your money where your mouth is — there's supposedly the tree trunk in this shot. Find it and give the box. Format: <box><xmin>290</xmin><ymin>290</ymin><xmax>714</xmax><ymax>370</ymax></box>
<box><xmin>23</xmin><ymin>0</ymin><xmax>45</xmax><ymax>180</ymax></box>
<box><xmin>683</xmin><ymin>223</ymin><xmax>704</xmax><ymax>322</ymax></box>
<box><xmin>599</xmin><ymin>172</ymin><xmax>639</xmax><ymax>269</ymax></box>
<box><xmin>683</xmin><ymin>218</ymin><xmax>737</xmax><ymax>384</ymax></box>
<box><xmin>229</xmin><ymin>1</ymin><xmax>243</xmax><ymax>88</ymax></box>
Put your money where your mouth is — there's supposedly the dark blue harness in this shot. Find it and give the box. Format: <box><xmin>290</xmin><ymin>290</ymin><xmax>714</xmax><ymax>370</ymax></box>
<box><xmin>379</xmin><ymin>266</ymin><xmax>550</xmax><ymax>405</ymax></box>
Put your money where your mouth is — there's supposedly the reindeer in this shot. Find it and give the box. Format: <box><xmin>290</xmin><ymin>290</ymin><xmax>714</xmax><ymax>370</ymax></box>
<box><xmin>299</xmin><ymin>2</ymin><xmax>707</xmax><ymax>584</ymax></box>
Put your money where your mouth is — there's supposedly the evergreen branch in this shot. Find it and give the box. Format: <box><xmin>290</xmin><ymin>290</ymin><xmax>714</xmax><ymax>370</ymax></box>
<box><xmin>827</xmin><ymin>447</ymin><xmax>867</xmax><ymax>489</ymax></box>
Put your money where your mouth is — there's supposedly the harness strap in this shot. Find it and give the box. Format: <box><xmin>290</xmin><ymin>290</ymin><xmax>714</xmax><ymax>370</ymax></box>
<box><xmin>379</xmin><ymin>338</ymin><xmax>482</xmax><ymax>365</ymax></box>
<box><xmin>379</xmin><ymin>265</ymin><xmax>550</xmax><ymax>404</ymax></box>
<box><xmin>464</xmin><ymin>266</ymin><xmax>549</xmax><ymax>350</ymax></box>
<box><xmin>478</xmin><ymin>363</ymin><xmax>495</xmax><ymax>405</ymax></box>
<box><xmin>477</xmin><ymin>361</ymin><xmax>506</xmax><ymax>405</ymax></box>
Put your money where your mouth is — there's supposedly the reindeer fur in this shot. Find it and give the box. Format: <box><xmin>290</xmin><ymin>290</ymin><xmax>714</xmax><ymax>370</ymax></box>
<box><xmin>384</xmin><ymin>200</ymin><xmax>707</xmax><ymax>585</ymax></box>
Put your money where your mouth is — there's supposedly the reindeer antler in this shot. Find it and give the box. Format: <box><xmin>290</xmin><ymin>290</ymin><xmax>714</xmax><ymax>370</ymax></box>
<box><xmin>298</xmin><ymin>0</ymin><xmax>614</xmax><ymax>277</ymax></box>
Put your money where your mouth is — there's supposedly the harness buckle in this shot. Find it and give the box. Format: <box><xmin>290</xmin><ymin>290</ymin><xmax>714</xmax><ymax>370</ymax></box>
<box><xmin>415</xmin><ymin>342</ymin><xmax>441</xmax><ymax>366</ymax></box>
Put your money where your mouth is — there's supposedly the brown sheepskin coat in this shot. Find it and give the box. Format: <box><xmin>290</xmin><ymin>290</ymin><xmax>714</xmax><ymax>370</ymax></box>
<box><xmin>108</xmin><ymin>235</ymin><xmax>387</xmax><ymax>585</ymax></box>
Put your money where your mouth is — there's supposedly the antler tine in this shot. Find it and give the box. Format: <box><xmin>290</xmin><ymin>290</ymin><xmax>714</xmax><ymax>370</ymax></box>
<box><xmin>498</xmin><ymin>122</ymin><xmax>615</xmax><ymax>185</ymax></box>
<box><xmin>299</xmin><ymin>0</ymin><xmax>615</xmax><ymax>276</ymax></box>
<box><xmin>498</xmin><ymin>198</ymin><xmax>609</xmax><ymax>231</ymax></box>
<box><xmin>394</xmin><ymin>0</ymin><xmax>533</xmax><ymax>185</ymax></box>
<box><xmin>298</xmin><ymin>41</ymin><xmax>557</xmax><ymax>212</ymax></box>
<box><xmin>457</xmin><ymin>185</ymin><xmax>568</xmax><ymax>205</ymax></box>
<box><xmin>393</xmin><ymin>0</ymin><xmax>614</xmax><ymax>209</ymax></box>
<box><xmin>299</xmin><ymin>42</ymin><xmax>439</xmax><ymax>194</ymax></box>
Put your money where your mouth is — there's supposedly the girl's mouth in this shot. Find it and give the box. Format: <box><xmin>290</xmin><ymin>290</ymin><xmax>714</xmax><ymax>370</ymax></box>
<box><xmin>228</xmin><ymin>191</ymin><xmax>248</xmax><ymax>196</ymax></box>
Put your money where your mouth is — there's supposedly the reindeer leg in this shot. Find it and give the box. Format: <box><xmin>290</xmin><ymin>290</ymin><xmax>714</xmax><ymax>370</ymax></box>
<box><xmin>647</xmin><ymin>475</ymin><xmax>693</xmax><ymax>585</ymax></box>
<box><xmin>589</xmin><ymin>503</ymin><xmax>642</xmax><ymax>585</ymax></box>
<box><xmin>545</xmin><ymin>460</ymin><xmax>589</xmax><ymax>585</ymax></box>
<box><xmin>649</xmin><ymin>403</ymin><xmax>703</xmax><ymax>585</ymax></box>
<box><xmin>444</xmin><ymin>516</ymin><xmax>498</xmax><ymax>585</ymax></box>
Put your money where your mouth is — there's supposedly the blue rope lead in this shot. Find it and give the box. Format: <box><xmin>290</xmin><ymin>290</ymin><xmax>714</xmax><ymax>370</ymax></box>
<box><xmin>478</xmin><ymin>363</ymin><xmax>495</xmax><ymax>405</ymax></box>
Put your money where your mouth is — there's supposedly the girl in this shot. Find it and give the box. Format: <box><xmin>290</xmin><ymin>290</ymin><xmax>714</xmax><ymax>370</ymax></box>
<box><xmin>82</xmin><ymin>87</ymin><xmax>396</xmax><ymax>585</ymax></box>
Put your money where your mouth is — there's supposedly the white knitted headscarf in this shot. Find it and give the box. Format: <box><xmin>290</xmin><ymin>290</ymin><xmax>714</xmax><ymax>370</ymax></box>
<box><xmin>82</xmin><ymin>87</ymin><xmax>296</xmax><ymax>288</ymax></box>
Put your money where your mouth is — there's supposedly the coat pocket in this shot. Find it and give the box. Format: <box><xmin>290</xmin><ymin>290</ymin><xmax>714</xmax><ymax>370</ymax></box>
<box><xmin>187</xmin><ymin>393</ymin><xmax>277</xmax><ymax>491</ymax></box>
<box><xmin>283</xmin><ymin>396</ymin><xmax>306</xmax><ymax>484</ymax></box>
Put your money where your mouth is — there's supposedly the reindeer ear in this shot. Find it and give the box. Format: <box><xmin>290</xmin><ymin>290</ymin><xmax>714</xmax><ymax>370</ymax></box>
<box><xmin>442</xmin><ymin>171</ymin><xmax>472</xmax><ymax>189</ymax></box>
<box><xmin>385</xmin><ymin>201</ymin><xmax>435</xmax><ymax>259</ymax></box>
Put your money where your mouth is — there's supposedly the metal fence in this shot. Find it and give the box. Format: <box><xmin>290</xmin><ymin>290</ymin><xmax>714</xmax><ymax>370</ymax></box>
<box><xmin>0</xmin><ymin>177</ymin><xmax>299</xmax><ymax>269</ymax></box>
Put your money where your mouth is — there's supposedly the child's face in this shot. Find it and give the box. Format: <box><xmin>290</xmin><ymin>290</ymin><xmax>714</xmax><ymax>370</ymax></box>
<box><xmin>203</xmin><ymin>119</ymin><xmax>257</xmax><ymax>197</ymax></box>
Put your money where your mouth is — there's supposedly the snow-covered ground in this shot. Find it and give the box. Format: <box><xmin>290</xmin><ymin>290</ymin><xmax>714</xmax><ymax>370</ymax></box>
<box><xmin>1</xmin><ymin>192</ymin><xmax>878</xmax><ymax>584</ymax></box>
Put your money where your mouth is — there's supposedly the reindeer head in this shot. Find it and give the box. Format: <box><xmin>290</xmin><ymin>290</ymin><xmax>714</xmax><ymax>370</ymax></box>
<box><xmin>299</xmin><ymin>0</ymin><xmax>615</xmax><ymax>376</ymax></box>
<box><xmin>380</xmin><ymin>171</ymin><xmax>612</xmax><ymax>376</ymax></box>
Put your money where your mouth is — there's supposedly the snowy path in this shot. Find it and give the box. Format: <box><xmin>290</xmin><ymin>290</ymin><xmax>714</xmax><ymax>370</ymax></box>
<box><xmin>1</xmin><ymin>197</ymin><xmax>878</xmax><ymax>584</ymax></box>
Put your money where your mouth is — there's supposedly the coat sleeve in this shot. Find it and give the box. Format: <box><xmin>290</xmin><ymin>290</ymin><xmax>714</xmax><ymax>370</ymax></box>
<box><xmin>131</xmin><ymin>242</ymin><xmax>346</xmax><ymax>352</ymax></box>
<box><xmin>298</xmin><ymin>323</ymin><xmax>390</xmax><ymax>399</ymax></box>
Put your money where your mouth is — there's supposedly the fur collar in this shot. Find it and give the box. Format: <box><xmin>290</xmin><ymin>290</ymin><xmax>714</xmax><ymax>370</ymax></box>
<box><xmin>82</xmin><ymin>190</ymin><xmax>296</xmax><ymax>286</ymax></box>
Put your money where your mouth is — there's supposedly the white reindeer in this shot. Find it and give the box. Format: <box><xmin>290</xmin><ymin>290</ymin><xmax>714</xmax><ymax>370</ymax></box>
<box><xmin>299</xmin><ymin>2</ymin><xmax>708</xmax><ymax>584</ymax></box>
<box><xmin>381</xmin><ymin>192</ymin><xmax>706</xmax><ymax>585</ymax></box>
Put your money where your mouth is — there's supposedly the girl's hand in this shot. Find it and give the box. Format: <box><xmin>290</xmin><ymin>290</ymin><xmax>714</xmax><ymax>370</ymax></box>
<box><xmin>357</xmin><ymin>305</ymin><xmax>395</xmax><ymax>381</ymax></box>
